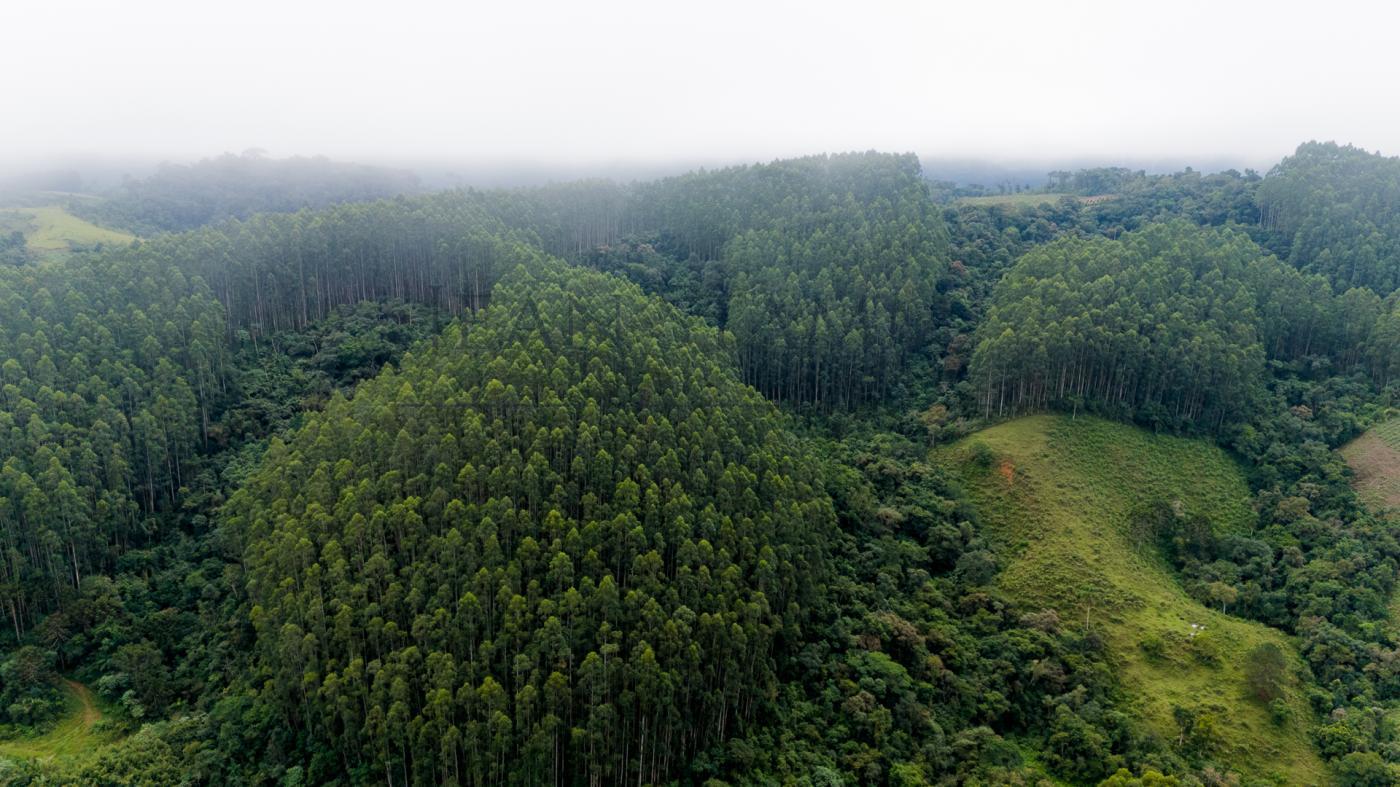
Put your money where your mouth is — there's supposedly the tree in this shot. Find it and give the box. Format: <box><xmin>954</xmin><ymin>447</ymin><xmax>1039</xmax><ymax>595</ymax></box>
<box><xmin>1244</xmin><ymin>642</ymin><xmax>1288</xmax><ymax>703</ymax></box>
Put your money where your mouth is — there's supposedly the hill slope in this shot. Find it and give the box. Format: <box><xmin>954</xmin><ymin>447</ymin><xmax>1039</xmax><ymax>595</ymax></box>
<box><xmin>943</xmin><ymin>416</ymin><xmax>1326</xmax><ymax>783</ymax></box>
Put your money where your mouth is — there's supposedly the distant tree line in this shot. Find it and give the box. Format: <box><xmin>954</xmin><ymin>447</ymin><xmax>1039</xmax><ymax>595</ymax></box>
<box><xmin>69</xmin><ymin>151</ymin><xmax>422</xmax><ymax>235</ymax></box>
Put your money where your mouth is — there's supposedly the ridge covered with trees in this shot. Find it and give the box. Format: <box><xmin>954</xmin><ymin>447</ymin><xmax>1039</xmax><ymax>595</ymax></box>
<box><xmin>229</xmin><ymin>261</ymin><xmax>837</xmax><ymax>784</ymax></box>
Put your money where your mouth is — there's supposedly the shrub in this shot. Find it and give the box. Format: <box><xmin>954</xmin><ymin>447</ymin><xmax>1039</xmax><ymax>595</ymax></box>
<box><xmin>1140</xmin><ymin>634</ymin><xmax>1167</xmax><ymax>661</ymax></box>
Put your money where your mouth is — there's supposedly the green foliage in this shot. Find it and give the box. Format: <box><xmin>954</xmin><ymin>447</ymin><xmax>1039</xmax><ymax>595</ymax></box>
<box><xmin>1170</xmin><ymin>704</ymin><xmax>1224</xmax><ymax>759</ymax></box>
<box><xmin>0</xmin><ymin>647</ymin><xmax>62</xmax><ymax>728</ymax></box>
<box><xmin>219</xmin><ymin>299</ymin><xmax>445</xmax><ymax>441</ymax></box>
<box><xmin>705</xmin><ymin>429</ymin><xmax>1159</xmax><ymax>784</ymax></box>
<box><xmin>8</xmin><ymin>143</ymin><xmax>1400</xmax><ymax>784</ymax></box>
<box><xmin>610</xmin><ymin>152</ymin><xmax>953</xmax><ymax>409</ymax></box>
<box><xmin>100</xmin><ymin>189</ymin><xmax>548</xmax><ymax>339</ymax></box>
<box><xmin>1139</xmin><ymin>634</ymin><xmax>1166</xmax><ymax>661</ymax></box>
<box><xmin>0</xmin><ymin>205</ymin><xmax>134</xmax><ymax>262</ymax></box>
<box><xmin>23</xmin><ymin>713</ymin><xmax>213</xmax><ymax>785</ymax></box>
<box><xmin>1333</xmin><ymin>750</ymin><xmax>1398</xmax><ymax>786</ymax></box>
<box><xmin>0</xmin><ymin>230</ymin><xmax>29</xmax><ymax>267</ymax></box>
<box><xmin>1184</xmin><ymin>630</ymin><xmax>1221</xmax><ymax>665</ymax></box>
<box><xmin>1099</xmin><ymin>767</ymin><xmax>1182</xmax><ymax>786</ymax></box>
<box><xmin>721</xmin><ymin>177</ymin><xmax>948</xmax><ymax>408</ymax></box>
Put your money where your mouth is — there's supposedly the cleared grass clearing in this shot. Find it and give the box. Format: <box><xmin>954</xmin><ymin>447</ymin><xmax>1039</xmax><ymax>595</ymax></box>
<box><xmin>0</xmin><ymin>680</ymin><xmax>115</xmax><ymax>763</ymax></box>
<box><xmin>0</xmin><ymin>205</ymin><xmax>135</xmax><ymax>259</ymax></box>
<box><xmin>942</xmin><ymin>415</ymin><xmax>1327</xmax><ymax>784</ymax></box>
<box><xmin>1342</xmin><ymin>416</ymin><xmax>1400</xmax><ymax>510</ymax></box>
<box><xmin>955</xmin><ymin>192</ymin><xmax>1075</xmax><ymax>207</ymax></box>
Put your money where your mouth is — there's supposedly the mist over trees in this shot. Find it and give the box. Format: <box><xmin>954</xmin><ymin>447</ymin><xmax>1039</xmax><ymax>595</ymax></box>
<box><xmin>4</xmin><ymin>141</ymin><xmax>1400</xmax><ymax>783</ymax></box>
<box><xmin>69</xmin><ymin>152</ymin><xmax>422</xmax><ymax>234</ymax></box>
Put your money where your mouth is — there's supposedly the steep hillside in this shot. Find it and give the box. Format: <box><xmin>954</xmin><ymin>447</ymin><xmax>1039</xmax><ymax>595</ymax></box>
<box><xmin>943</xmin><ymin>416</ymin><xmax>1327</xmax><ymax>784</ymax></box>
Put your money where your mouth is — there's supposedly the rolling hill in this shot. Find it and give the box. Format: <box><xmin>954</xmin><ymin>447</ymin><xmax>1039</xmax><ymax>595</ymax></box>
<box><xmin>942</xmin><ymin>415</ymin><xmax>1327</xmax><ymax>784</ymax></box>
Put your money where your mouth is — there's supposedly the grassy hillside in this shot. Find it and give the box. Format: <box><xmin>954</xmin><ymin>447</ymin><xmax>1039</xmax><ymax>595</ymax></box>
<box><xmin>942</xmin><ymin>415</ymin><xmax>1327</xmax><ymax>784</ymax></box>
<box><xmin>0</xmin><ymin>204</ymin><xmax>135</xmax><ymax>260</ymax></box>
<box><xmin>1341</xmin><ymin>416</ymin><xmax>1400</xmax><ymax>510</ymax></box>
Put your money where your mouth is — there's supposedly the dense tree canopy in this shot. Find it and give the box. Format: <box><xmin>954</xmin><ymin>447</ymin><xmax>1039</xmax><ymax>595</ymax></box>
<box><xmin>970</xmin><ymin>223</ymin><xmax>1270</xmax><ymax>431</ymax></box>
<box><xmin>228</xmin><ymin>262</ymin><xmax>837</xmax><ymax>784</ymax></box>
<box><xmin>0</xmin><ymin>252</ymin><xmax>227</xmax><ymax>633</ymax></box>
<box><xmin>1259</xmin><ymin>141</ymin><xmax>1400</xmax><ymax>295</ymax></box>
<box><xmin>615</xmin><ymin>153</ymin><xmax>950</xmax><ymax>408</ymax></box>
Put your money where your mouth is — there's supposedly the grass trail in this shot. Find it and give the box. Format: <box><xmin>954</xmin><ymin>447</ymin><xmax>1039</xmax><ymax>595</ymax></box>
<box><xmin>0</xmin><ymin>679</ymin><xmax>111</xmax><ymax>762</ymax></box>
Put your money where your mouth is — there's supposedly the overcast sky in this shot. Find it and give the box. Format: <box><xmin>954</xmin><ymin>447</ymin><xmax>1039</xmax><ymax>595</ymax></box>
<box><xmin>4</xmin><ymin>0</ymin><xmax>1398</xmax><ymax>171</ymax></box>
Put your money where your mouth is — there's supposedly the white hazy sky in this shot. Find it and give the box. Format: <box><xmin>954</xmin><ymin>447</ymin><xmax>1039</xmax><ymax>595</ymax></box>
<box><xmin>3</xmin><ymin>0</ymin><xmax>1398</xmax><ymax>168</ymax></box>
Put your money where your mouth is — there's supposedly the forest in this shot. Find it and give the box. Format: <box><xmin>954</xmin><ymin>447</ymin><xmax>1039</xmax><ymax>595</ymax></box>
<box><xmin>0</xmin><ymin>141</ymin><xmax>1397</xmax><ymax>785</ymax></box>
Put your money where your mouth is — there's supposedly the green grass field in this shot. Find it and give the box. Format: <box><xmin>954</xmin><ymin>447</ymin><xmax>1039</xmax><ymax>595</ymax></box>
<box><xmin>941</xmin><ymin>415</ymin><xmax>1327</xmax><ymax>784</ymax></box>
<box><xmin>0</xmin><ymin>680</ymin><xmax>115</xmax><ymax>764</ymax></box>
<box><xmin>955</xmin><ymin>192</ymin><xmax>1075</xmax><ymax>207</ymax></box>
<box><xmin>0</xmin><ymin>205</ymin><xmax>135</xmax><ymax>260</ymax></box>
<box><xmin>1342</xmin><ymin>415</ymin><xmax>1400</xmax><ymax>510</ymax></box>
